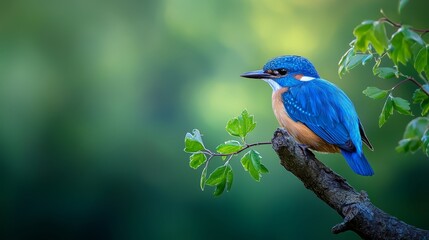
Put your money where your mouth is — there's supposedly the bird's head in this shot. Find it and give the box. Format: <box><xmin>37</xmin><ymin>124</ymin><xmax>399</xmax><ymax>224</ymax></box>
<box><xmin>241</xmin><ymin>55</ymin><xmax>320</xmax><ymax>91</ymax></box>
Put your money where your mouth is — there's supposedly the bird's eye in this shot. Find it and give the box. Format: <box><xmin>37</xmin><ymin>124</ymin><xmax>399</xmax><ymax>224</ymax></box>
<box><xmin>278</xmin><ymin>69</ymin><xmax>288</xmax><ymax>75</ymax></box>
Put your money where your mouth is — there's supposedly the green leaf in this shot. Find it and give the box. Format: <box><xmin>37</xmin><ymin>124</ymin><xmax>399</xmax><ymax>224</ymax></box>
<box><xmin>240</xmin><ymin>150</ymin><xmax>267</xmax><ymax>181</ymax></box>
<box><xmin>398</xmin><ymin>0</ymin><xmax>409</xmax><ymax>13</ymax></box>
<box><xmin>363</xmin><ymin>87</ymin><xmax>389</xmax><ymax>100</ymax></box>
<box><xmin>338</xmin><ymin>47</ymin><xmax>354</xmax><ymax>77</ymax></box>
<box><xmin>200</xmin><ymin>165</ymin><xmax>208</xmax><ymax>190</ymax></box>
<box><xmin>415</xmin><ymin>45</ymin><xmax>429</xmax><ymax>78</ymax></box>
<box><xmin>392</xmin><ymin>97</ymin><xmax>413</xmax><ymax>116</ymax></box>
<box><xmin>396</xmin><ymin>117</ymin><xmax>429</xmax><ymax>153</ymax></box>
<box><xmin>412</xmin><ymin>85</ymin><xmax>429</xmax><ymax>116</ymax></box>
<box><xmin>421</xmin><ymin>129</ymin><xmax>429</xmax><ymax>156</ymax></box>
<box><xmin>205</xmin><ymin>165</ymin><xmax>232</xmax><ymax>196</ymax></box>
<box><xmin>396</xmin><ymin>138</ymin><xmax>422</xmax><ymax>153</ymax></box>
<box><xmin>402</xmin><ymin>26</ymin><xmax>425</xmax><ymax>46</ymax></box>
<box><xmin>353</xmin><ymin>21</ymin><xmax>375</xmax><ymax>52</ymax></box>
<box><xmin>184</xmin><ymin>129</ymin><xmax>205</xmax><ymax>152</ymax></box>
<box><xmin>372</xmin><ymin>21</ymin><xmax>389</xmax><ymax>55</ymax></box>
<box><xmin>347</xmin><ymin>54</ymin><xmax>372</xmax><ymax>70</ymax></box>
<box><xmin>403</xmin><ymin>117</ymin><xmax>429</xmax><ymax>138</ymax></box>
<box><xmin>226</xmin><ymin>165</ymin><xmax>233</xmax><ymax>192</ymax></box>
<box><xmin>374</xmin><ymin>67</ymin><xmax>398</xmax><ymax>79</ymax></box>
<box><xmin>205</xmin><ymin>166</ymin><xmax>227</xmax><ymax>186</ymax></box>
<box><xmin>421</xmin><ymin>99</ymin><xmax>429</xmax><ymax>116</ymax></box>
<box><xmin>213</xmin><ymin>180</ymin><xmax>226</xmax><ymax>196</ymax></box>
<box><xmin>189</xmin><ymin>153</ymin><xmax>207</xmax><ymax>169</ymax></box>
<box><xmin>390</xmin><ymin>27</ymin><xmax>424</xmax><ymax>65</ymax></box>
<box><xmin>379</xmin><ymin>96</ymin><xmax>394</xmax><ymax>127</ymax></box>
<box><xmin>353</xmin><ymin>20</ymin><xmax>388</xmax><ymax>55</ymax></box>
<box><xmin>413</xmin><ymin>87</ymin><xmax>428</xmax><ymax>103</ymax></box>
<box><xmin>226</xmin><ymin>118</ymin><xmax>240</xmax><ymax>137</ymax></box>
<box><xmin>216</xmin><ymin>140</ymin><xmax>243</xmax><ymax>154</ymax></box>
<box><xmin>226</xmin><ymin>110</ymin><xmax>256</xmax><ymax>139</ymax></box>
<box><xmin>259</xmin><ymin>163</ymin><xmax>269</xmax><ymax>174</ymax></box>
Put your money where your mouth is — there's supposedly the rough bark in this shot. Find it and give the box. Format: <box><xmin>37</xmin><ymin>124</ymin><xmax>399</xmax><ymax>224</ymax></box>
<box><xmin>271</xmin><ymin>128</ymin><xmax>429</xmax><ymax>240</ymax></box>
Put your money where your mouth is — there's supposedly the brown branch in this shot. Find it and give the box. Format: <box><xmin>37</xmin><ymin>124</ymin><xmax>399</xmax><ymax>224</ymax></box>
<box><xmin>271</xmin><ymin>128</ymin><xmax>429</xmax><ymax>239</ymax></box>
<box><xmin>378</xmin><ymin>12</ymin><xmax>429</xmax><ymax>35</ymax></box>
<box><xmin>390</xmin><ymin>75</ymin><xmax>429</xmax><ymax>97</ymax></box>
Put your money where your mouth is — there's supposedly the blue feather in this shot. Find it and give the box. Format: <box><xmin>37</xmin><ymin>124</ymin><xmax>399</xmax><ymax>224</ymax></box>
<box><xmin>340</xmin><ymin>150</ymin><xmax>374</xmax><ymax>176</ymax></box>
<box><xmin>283</xmin><ymin>79</ymin><xmax>360</xmax><ymax>152</ymax></box>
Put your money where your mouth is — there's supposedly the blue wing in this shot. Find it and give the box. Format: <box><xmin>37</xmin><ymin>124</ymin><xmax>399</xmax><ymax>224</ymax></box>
<box><xmin>282</xmin><ymin>79</ymin><xmax>361</xmax><ymax>152</ymax></box>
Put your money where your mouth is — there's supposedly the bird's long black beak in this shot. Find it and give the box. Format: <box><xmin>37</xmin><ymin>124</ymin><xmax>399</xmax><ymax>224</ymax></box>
<box><xmin>240</xmin><ymin>70</ymin><xmax>271</xmax><ymax>79</ymax></box>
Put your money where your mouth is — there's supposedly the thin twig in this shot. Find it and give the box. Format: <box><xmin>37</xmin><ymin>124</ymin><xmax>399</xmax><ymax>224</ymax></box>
<box><xmin>393</xmin><ymin>74</ymin><xmax>429</xmax><ymax>97</ymax></box>
<box><xmin>378</xmin><ymin>12</ymin><xmax>429</xmax><ymax>34</ymax></box>
<box><xmin>203</xmin><ymin>141</ymin><xmax>272</xmax><ymax>157</ymax></box>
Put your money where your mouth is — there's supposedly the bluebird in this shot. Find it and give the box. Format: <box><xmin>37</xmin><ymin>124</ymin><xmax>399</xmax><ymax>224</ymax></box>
<box><xmin>241</xmin><ymin>55</ymin><xmax>374</xmax><ymax>176</ymax></box>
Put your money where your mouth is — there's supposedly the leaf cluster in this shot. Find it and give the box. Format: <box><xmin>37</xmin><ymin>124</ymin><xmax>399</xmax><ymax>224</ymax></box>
<box><xmin>339</xmin><ymin>1</ymin><xmax>429</xmax><ymax>156</ymax></box>
<box><xmin>184</xmin><ymin>110</ymin><xmax>270</xmax><ymax>196</ymax></box>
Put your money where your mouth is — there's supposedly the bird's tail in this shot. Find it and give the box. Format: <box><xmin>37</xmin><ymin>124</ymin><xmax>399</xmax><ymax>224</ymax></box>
<box><xmin>340</xmin><ymin>150</ymin><xmax>374</xmax><ymax>176</ymax></box>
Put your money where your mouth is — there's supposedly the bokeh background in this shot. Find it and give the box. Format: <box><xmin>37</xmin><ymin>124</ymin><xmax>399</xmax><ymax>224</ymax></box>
<box><xmin>1</xmin><ymin>0</ymin><xmax>428</xmax><ymax>239</ymax></box>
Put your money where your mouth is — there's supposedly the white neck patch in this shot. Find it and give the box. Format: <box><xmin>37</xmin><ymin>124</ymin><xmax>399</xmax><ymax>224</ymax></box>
<box><xmin>263</xmin><ymin>79</ymin><xmax>282</xmax><ymax>92</ymax></box>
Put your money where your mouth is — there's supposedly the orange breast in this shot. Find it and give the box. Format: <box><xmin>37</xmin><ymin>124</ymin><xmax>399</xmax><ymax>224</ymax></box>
<box><xmin>272</xmin><ymin>88</ymin><xmax>339</xmax><ymax>153</ymax></box>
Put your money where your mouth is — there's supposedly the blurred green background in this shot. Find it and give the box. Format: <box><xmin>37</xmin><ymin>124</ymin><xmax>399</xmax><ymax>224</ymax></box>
<box><xmin>1</xmin><ymin>0</ymin><xmax>428</xmax><ymax>239</ymax></box>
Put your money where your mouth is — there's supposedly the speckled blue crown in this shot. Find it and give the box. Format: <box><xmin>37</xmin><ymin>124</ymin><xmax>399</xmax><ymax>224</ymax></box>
<box><xmin>263</xmin><ymin>55</ymin><xmax>320</xmax><ymax>78</ymax></box>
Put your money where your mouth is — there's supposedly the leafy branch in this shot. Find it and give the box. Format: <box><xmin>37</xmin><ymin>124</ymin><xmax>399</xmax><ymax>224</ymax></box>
<box><xmin>338</xmin><ymin>0</ymin><xmax>429</xmax><ymax>157</ymax></box>
<box><xmin>184</xmin><ymin>110</ymin><xmax>271</xmax><ymax>196</ymax></box>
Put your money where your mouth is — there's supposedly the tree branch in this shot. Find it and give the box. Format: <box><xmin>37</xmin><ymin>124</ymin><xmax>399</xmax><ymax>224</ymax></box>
<box><xmin>271</xmin><ymin>128</ymin><xmax>429</xmax><ymax>239</ymax></box>
<box><xmin>379</xmin><ymin>13</ymin><xmax>429</xmax><ymax>35</ymax></box>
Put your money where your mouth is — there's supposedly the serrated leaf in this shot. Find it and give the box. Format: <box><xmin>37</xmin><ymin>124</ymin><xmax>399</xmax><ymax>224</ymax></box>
<box><xmin>226</xmin><ymin>165</ymin><xmax>233</xmax><ymax>192</ymax></box>
<box><xmin>379</xmin><ymin>96</ymin><xmax>394</xmax><ymax>127</ymax></box>
<box><xmin>415</xmin><ymin>45</ymin><xmax>429</xmax><ymax>75</ymax></box>
<box><xmin>184</xmin><ymin>129</ymin><xmax>205</xmax><ymax>152</ymax></box>
<box><xmin>216</xmin><ymin>140</ymin><xmax>243</xmax><ymax>154</ymax></box>
<box><xmin>392</xmin><ymin>97</ymin><xmax>413</xmax><ymax>116</ymax></box>
<box><xmin>372</xmin><ymin>21</ymin><xmax>389</xmax><ymax>55</ymax></box>
<box><xmin>390</xmin><ymin>27</ymin><xmax>424</xmax><ymax>65</ymax></box>
<box><xmin>240</xmin><ymin>109</ymin><xmax>257</xmax><ymax>137</ymax></box>
<box><xmin>413</xmin><ymin>85</ymin><xmax>429</xmax><ymax>103</ymax></box>
<box><xmin>398</xmin><ymin>0</ymin><xmax>409</xmax><ymax>13</ymax></box>
<box><xmin>226</xmin><ymin>110</ymin><xmax>256</xmax><ymax>139</ymax></box>
<box><xmin>363</xmin><ymin>87</ymin><xmax>389</xmax><ymax>100</ymax></box>
<box><xmin>226</xmin><ymin>118</ymin><xmax>240</xmax><ymax>137</ymax></box>
<box><xmin>205</xmin><ymin>166</ymin><xmax>227</xmax><ymax>186</ymax></box>
<box><xmin>353</xmin><ymin>21</ymin><xmax>388</xmax><ymax>55</ymax></box>
<box><xmin>412</xmin><ymin>85</ymin><xmax>429</xmax><ymax>116</ymax></box>
<box><xmin>241</xmin><ymin>150</ymin><xmax>264</xmax><ymax>181</ymax></box>
<box><xmin>353</xmin><ymin>21</ymin><xmax>375</xmax><ymax>52</ymax></box>
<box><xmin>200</xmin><ymin>166</ymin><xmax>207</xmax><ymax>190</ymax></box>
<box><xmin>189</xmin><ymin>153</ymin><xmax>207</xmax><ymax>169</ymax></box>
<box><xmin>374</xmin><ymin>67</ymin><xmax>398</xmax><ymax>79</ymax></box>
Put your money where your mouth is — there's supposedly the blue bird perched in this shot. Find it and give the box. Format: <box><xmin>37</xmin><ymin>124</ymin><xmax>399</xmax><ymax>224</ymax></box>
<box><xmin>241</xmin><ymin>55</ymin><xmax>374</xmax><ymax>176</ymax></box>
